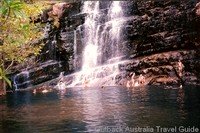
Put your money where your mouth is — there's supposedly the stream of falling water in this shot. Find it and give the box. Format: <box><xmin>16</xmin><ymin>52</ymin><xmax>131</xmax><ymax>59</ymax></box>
<box><xmin>82</xmin><ymin>1</ymin><xmax>125</xmax><ymax>70</ymax></box>
<box><xmin>70</xmin><ymin>1</ymin><xmax>126</xmax><ymax>87</ymax></box>
<box><xmin>108</xmin><ymin>1</ymin><xmax>124</xmax><ymax>58</ymax></box>
<box><xmin>82</xmin><ymin>1</ymin><xmax>100</xmax><ymax>72</ymax></box>
<box><xmin>13</xmin><ymin>70</ymin><xmax>31</xmax><ymax>90</ymax></box>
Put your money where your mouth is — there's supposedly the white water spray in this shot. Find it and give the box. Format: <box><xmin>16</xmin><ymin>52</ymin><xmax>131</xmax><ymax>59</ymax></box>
<box><xmin>69</xmin><ymin>1</ymin><xmax>127</xmax><ymax>87</ymax></box>
<box><xmin>108</xmin><ymin>1</ymin><xmax>124</xmax><ymax>58</ymax></box>
<box><xmin>13</xmin><ymin>70</ymin><xmax>31</xmax><ymax>90</ymax></box>
<box><xmin>82</xmin><ymin>1</ymin><xmax>100</xmax><ymax>72</ymax></box>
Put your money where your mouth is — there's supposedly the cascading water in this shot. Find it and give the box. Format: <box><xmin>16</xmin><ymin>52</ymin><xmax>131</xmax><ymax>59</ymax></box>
<box><xmin>81</xmin><ymin>1</ymin><xmax>125</xmax><ymax>69</ymax></box>
<box><xmin>73</xmin><ymin>29</ymin><xmax>78</xmax><ymax>69</ymax></box>
<box><xmin>69</xmin><ymin>1</ymin><xmax>127</xmax><ymax>87</ymax></box>
<box><xmin>13</xmin><ymin>70</ymin><xmax>31</xmax><ymax>90</ymax></box>
<box><xmin>82</xmin><ymin>1</ymin><xmax>100</xmax><ymax>72</ymax></box>
<box><xmin>49</xmin><ymin>35</ymin><xmax>57</xmax><ymax>60</ymax></box>
<box><xmin>108</xmin><ymin>1</ymin><xmax>124</xmax><ymax>58</ymax></box>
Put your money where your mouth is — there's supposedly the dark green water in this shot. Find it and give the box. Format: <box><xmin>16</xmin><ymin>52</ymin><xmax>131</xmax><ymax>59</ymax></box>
<box><xmin>0</xmin><ymin>85</ymin><xmax>200</xmax><ymax>133</ymax></box>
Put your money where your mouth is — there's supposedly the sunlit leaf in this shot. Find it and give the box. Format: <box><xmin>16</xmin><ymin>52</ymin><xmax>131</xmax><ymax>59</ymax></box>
<box><xmin>0</xmin><ymin>7</ymin><xmax>8</xmax><ymax>16</ymax></box>
<box><xmin>0</xmin><ymin>67</ymin><xmax>3</xmax><ymax>75</ymax></box>
<box><xmin>13</xmin><ymin>10</ymin><xmax>23</xmax><ymax>18</ymax></box>
<box><xmin>3</xmin><ymin>75</ymin><xmax>11</xmax><ymax>87</ymax></box>
<box><xmin>0</xmin><ymin>0</ymin><xmax>55</xmax><ymax>88</ymax></box>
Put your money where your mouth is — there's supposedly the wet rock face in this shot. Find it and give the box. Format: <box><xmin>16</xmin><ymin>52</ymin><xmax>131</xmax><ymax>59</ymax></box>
<box><xmin>120</xmin><ymin>0</ymin><xmax>200</xmax><ymax>85</ymax></box>
<box><xmin>196</xmin><ymin>2</ymin><xmax>200</xmax><ymax>16</ymax></box>
<box><xmin>9</xmin><ymin>2</ymin><xmax>82</xmax><ymax>90</ymax></box>
<box><xmin>126</xmin><ymin>0</ymin><xmax>198</xmax><ymax>55</ymax></box>
<box><xmin>37</xmin><ymin>1</ymin><xmax>83</xmax><ymax>67</ymax></box>
<box><xmin>49</xmin><ymin>0</ymin><xmax>200</xmax><ymax>86</ymax></box>
<box><xmin>10</xmin><ymin>60</ymin><xmax>66</xmax><ymax>90</ymax></box>
<box><xmin>51</xmin><ymin>3</ymin><xmax>72</xmax><ymax>18</ymax></box>
<box><xmin>117</xmin><ymin>50</ymin><xmax>199</xmax><ymax>86</ymax></box>
<box><xmin>11</xmin><ymin>0</ymin><xmax>200</xmax><ymax>89</ymax></box>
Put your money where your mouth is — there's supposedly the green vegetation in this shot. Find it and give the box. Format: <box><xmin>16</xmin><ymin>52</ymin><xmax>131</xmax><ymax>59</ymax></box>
<box><xmin>0</xmin><ymin>0</ymin><xmax>51</xmax><ymax>91</ymax></box>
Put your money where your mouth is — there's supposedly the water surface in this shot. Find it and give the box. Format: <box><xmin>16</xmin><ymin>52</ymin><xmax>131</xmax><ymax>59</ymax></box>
<box><xmin>0</xmin><ymin>85</ymin><xmax>200</xmax><ymax>133</ymax></box>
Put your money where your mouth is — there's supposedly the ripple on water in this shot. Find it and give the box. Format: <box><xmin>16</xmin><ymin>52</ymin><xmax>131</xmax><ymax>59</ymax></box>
<box><xmin>0</xmin><ymin>85</ymin><xmax>200</xmax><ymax>133</ymax></box>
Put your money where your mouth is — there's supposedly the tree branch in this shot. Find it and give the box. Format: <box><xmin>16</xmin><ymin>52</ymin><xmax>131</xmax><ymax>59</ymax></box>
<box><xmin>5</xmin><ymin>59</ymin><xmax>14</xmax><ymax>72</ymax></box>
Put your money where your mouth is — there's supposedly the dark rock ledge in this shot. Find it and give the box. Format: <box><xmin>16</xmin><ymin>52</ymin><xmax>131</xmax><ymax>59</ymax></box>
<box><xmin>10</xmin><ymin>0</ymin><xmax>200</xmax><ymax>89</ymax></box>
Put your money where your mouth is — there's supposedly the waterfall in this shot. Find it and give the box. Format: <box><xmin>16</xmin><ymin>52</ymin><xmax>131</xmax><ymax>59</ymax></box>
<box><xmin>81</xmin><ymin>1</ymin><xmax>125</xmax><ymax>69</ymax></box>
<box><xmin>109</xmin><ymin>1</ymin><xmax>124</xmax><ymax>58</ymax></box>
<box><xmin>13</xmin><ymin>70</ymin><xmax>31</xmax><ymax>90</ymax></box>
<box><xmin>73</xmin><ymin>29</ymin><xmax>77</xmax><ymax>69</ymax></box>
<box><xmin>69</xmin><ymin>1</ymin><xmax>127</xmax><ymax>87</ymax></box>
<box><xmin>82</xmin><ymin>1</ymin><xmax>100</xmax><ymax>72</ymax></box>
<box><xmin>49</xmin><ymin>35</ymin><xmax>57</xmax><ymax>60</ymax></box>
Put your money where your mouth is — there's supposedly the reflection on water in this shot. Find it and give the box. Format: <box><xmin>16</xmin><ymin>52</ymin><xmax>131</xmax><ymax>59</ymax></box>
<box><xmin>0</xmin><ymin>85</ymin><xmax>200</xmax><ymax>133</ymax></box>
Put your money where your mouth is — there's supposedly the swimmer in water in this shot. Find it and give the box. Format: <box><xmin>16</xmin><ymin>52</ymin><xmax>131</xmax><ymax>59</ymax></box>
<box><xmin>178</xmin><ymin>60</ymin><xmax>184</xmax><ymax>88</ymax></box>
<box><xmin>33</xmin><ymin>89</ymin><xmax>36</xmax><ymax>94</ymax></box>
<box><xmin>178</xmin><ymin>60</ymin><xmax>184</xmax><ymax>77</ymax></box>
<box><xmin>126</xmin><ymin>80</ymin><xmax>131</xmax><ymax>88</ymax></box>
<box><xmin>57</xmin><ymin>80</ymin><xmax>66</xmax><ymax>90</ymax></box>
<box><xmin>126</xmin><ymin>72</ymin><xmax>135</xmax><ymax>88</ymax></box>
<box><xmin>131</xmin><ymin>72</ymin><xmax>135</xmax><ymax>87</ymax></box>
<box><xmin>56</xmin><ymin>72</ymin><xmax>66</xmax><ymax>90</ymax></box>
<box><xmin>134</xmin><ymin>74</ymin><xmax>145</xmax><ymax>87</ymax></box>
<box><xmin>83</xmin><ymin>76</ymin><xmax>89</xmax><ymax>88</ymax></box>
<box><xmin>138</xmin><ymin>74</ymin><xmax>145</xmax><ymax>84</ymax></box>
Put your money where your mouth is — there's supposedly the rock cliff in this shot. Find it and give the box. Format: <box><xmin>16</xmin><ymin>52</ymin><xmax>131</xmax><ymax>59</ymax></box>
<box><xmin>11</xmin><ymin>0</ymin><xmax>200</xmax><ymax>89</ymax></box>
<box><xmin>51</xmin><ymin>0</ymin><xmax>200</xmax><ymax>86</ymax></box>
